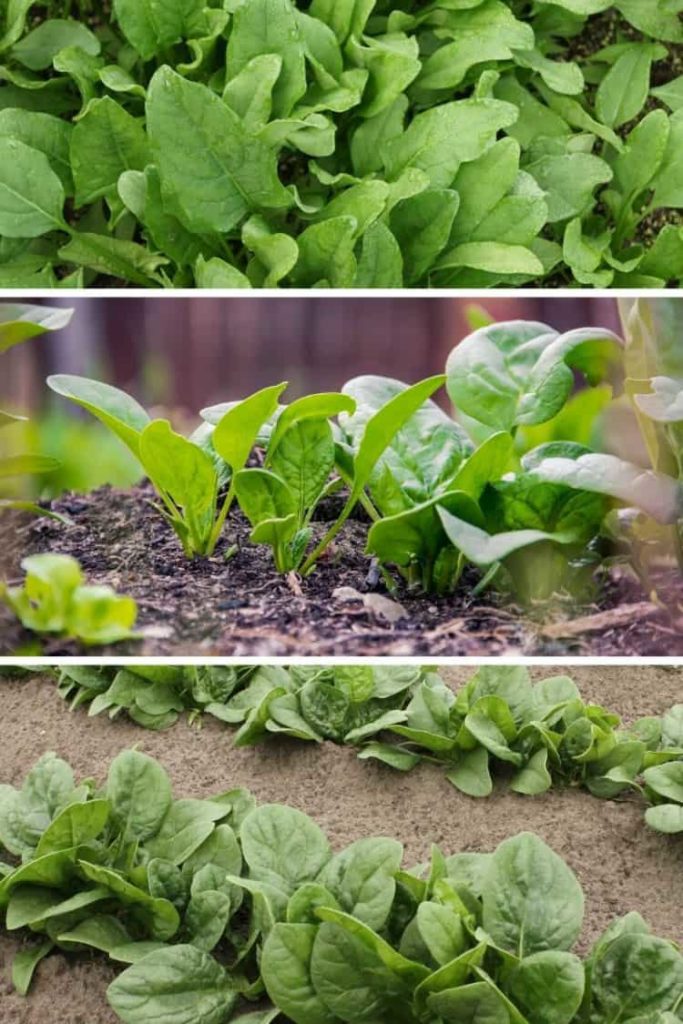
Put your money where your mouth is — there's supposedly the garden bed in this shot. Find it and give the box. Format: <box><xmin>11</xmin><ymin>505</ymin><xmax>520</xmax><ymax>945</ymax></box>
<box><xmin>1</xmin><ymin>665</ymin><xmax>682</xmax><ymax>1024</ymax></box>
<box><xmin>1</xmin><ymin>484</ymin><xmax>682</xmax><ymax>656</ymax></box>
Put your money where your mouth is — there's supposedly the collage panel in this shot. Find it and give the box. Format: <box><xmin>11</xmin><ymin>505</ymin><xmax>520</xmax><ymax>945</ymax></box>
<box><xmin>0</xmin><ymin>1</ymin><xmax>680</xmax><ymax>289</ymax></box>
<box><xmin>2</xmin><ymin>294</ymin><xmax>683</xmax><ymax>657</ymax></box>
<box><xmin>1</xmin><ymin>662</ymin><xmax>682</xmax><ymax>1024</ymax></box>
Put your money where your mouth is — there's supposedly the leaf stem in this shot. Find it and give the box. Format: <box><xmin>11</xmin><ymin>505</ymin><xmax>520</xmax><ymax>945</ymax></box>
<box><xmin>207</xmin><ymin>481</ymin><xmax>236</xmax><ymax>557</ymax></box>
<box><xmin>301</xmin><ymin>491</ymin><xmax>356</xmax><ymax>575</ymax></box>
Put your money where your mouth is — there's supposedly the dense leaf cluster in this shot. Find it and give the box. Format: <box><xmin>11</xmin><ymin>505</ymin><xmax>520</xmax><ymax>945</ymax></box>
<box><xmin>0</xmin><ymin>1</ymin><xmax>682</xmax><ymax>287</ymax></box>
<box><xmin>56</xmin><ymin>664</ymin><xmax>683</xmax><ymax>833</ymax></box>
<box><xmin>41</xmin><ymin>303</ymin><xmax>683</xmax><ymax>605</ymax></box>
<box><xmin>2</xmin><ymin>746</ymin><xmax>682</xmax><ymax>1024</ymax></box>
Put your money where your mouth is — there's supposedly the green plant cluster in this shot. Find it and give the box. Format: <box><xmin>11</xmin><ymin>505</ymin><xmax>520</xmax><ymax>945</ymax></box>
<box><xmin>2</xmin><ymin>748</ymin><xmax>682</xmax><ymax>1024</ymax></box>
<box><xmin>1</xmin><ymin>553</ymin><xmax>138</xmax><ymax>645</ymax></box>
<box><xmin>0</xmin><ymin>1</ymin><xmax>682</xmax><ymax>288</ymax></box>
<box><xmin>39</xmin><ymin>302</ymin><xmax>683</xmax><ymax>605</ymax></box>
<box><xmin>55</xmin><ymin>664</ymin><xmax>683</xmax><ymax>834</ymax></box>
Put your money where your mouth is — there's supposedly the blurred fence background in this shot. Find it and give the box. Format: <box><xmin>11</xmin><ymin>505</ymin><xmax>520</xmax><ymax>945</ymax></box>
<box><xmin>1</xmin><ymin>295</ymin><xmax>622</xmax><ymax>497</ymax></box>
<box><xmin>3</xmin><ymin>296</ymin><xmax>619</xmax><ymax>415</ymax></box>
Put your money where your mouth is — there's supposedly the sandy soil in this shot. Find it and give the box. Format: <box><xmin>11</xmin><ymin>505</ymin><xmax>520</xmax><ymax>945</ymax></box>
<box><xmin>1</xmin><ymin>666</ymin><xmax>682</xmax><ymax>1024</ymax></box>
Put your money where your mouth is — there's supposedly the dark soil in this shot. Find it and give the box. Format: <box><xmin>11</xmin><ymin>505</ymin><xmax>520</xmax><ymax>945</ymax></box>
<box><xmin>1</xmin><ymin>484</ymin><xmax>682</xmax><ymax>656</ymax></box>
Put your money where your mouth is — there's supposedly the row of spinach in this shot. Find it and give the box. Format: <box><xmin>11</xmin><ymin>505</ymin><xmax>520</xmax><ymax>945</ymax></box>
<box><xmin>1</xmin><ymin>745</ymin><xmax>682</xmax><ymax>1024</ymax></box>
<box><xmin>55</xmin><ymin>664</ymin><xmax>683</xmax><ymax>834</ymax></box>
<box><xmin>41</xmin><ymin>299</ymin><xmax>683</xmax><ymax>606</ymax></box>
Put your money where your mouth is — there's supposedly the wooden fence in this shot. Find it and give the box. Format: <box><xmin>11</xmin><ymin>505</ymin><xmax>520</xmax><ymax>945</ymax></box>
<box><xmin>2</xmin><ymin>296</ymin><xmax>620</xmax><ymax>414</ymax></box>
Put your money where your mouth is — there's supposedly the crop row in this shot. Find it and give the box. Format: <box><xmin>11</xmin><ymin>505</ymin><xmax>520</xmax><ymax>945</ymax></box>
<box><xmin>4</xmin><ymin>298</ymin><xmax>683</xmax><ymax>645</ymax></box>
<box><xmin>55</xmin><ymin>664</ymin><xmax>683</xmax><ymax>834</ymax></box>
<box><xmin>2</xmin><ymin>743</ymin><xmax>682</xmax><ymax>1024</ymax></box>
<box><xmin>0</xmin><ymin>1</ymin><xmax>681</xmax><ymax>287</ymax></box>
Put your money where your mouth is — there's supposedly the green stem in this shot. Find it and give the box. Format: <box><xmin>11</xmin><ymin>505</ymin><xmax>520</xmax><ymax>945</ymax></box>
<box><xmin>301</xmin><ymin>491</ymin><xmax>356</xmax><ymax>575</ymax></box>
<box><xmin>358</xmin><ymin>490</ymin><xmax>380</xmax><ymax>523</ymax></box>
<box><xmin>206</xmin><ymin>481</ymin><xmax>236</xmax><ymax>557</ymax></box>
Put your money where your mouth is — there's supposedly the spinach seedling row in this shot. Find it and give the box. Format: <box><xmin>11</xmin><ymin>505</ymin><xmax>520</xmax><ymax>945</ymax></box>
<box><xmin>1</xmin><ymin>746</ymin><xmax>682</xmax><ymax>1024</ymax></box>
<box><xmin>41</xmin><ymin>301</ymin><xmax>683</xmax><ymax>609</ymax></box>
<box><xmin>0</xmin><ymin>2</ymin><xmax>681</xmax><ymax>287</ymax></box>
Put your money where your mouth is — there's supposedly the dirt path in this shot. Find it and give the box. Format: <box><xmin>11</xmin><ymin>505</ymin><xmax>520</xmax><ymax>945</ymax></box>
<box><xmin>2</xmin><ymin>486</ymin><xmax>681</xmax><ymax>657</ymax></box>
<box><xmin>1</xmin><ymin>666</ymin><xmax>682</xmax><ymax>1024</ymax></box>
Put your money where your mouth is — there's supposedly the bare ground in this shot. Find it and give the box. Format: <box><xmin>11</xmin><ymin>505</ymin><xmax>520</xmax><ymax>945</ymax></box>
<box><xmin>1</xmin><ymin>666</ymin><xmax>682</xmax><ymax>1024</ymax></box>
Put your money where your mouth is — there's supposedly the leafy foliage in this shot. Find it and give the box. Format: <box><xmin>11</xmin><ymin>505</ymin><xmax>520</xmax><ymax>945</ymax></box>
<box><xmin>47</xmin><ymin>372</ymin><xmax>446</xmax><ymax>572</ymax></box>
<box><xmin>55</xmin><ymin>664</ymin><xmax>683</xmax><ymax>826</ymax></box>
<box><xmin>0</xmin><ymin>2</ymin><xmax>681</xmax><ymax>286</ymax></box>
<box><xmin>1</xmin><ymin>553</ymin><xmax>138</xmax><ymax>644</ymax></box>
<box><xmin>2</xmin><ymin>747</ymin><xmax>682</xmax><ymax>1023</ymax></box>
<box><xmin>43</xmin><ymin>310</ymin><xmax>683</xmax><ymax>603</ymax></box>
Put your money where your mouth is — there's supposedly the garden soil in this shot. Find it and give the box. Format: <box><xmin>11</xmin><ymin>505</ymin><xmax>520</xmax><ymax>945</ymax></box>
<box><xmin>2</xmin><ymin>485</ymin><xmax>682</xmax><ymax>657</ymax></box>
<box><xmin>1</xmin><ymin>666</ymin><xmax>682</xmax><ymax>1024</ymax></box>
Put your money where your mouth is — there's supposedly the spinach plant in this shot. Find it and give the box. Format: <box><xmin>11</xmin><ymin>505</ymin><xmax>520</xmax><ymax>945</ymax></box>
<box><xmin>46</xmin><ymin>374</ymin><xmax>287</xmax><ymax>557</ymax></box>
<box><xmin>1</xmin><ymin>553</ymin><xmax>137</xmax><ymax>644</ymax></box>
<box><xmin>0</xmin><ymin>2</ymin><xmax>681</xmax><ymax>287</ymax></box>
<box><xmin>517</xmin><ymin>299</ymin><xmax>683</xmax><ymax>587</ymax></box>
<box><xmin>0</xmin><ymin>748</ymin><xmax>252</xmax><ymax>996</ymax></box>
<box><xmin>57</xmin><ymin>664</ymin><xmax>258</xmax><ymax>730</ymax></box>
<box><xmin>339</xmin><ymin>322</ymin><xmax>626</xmax><ymax>600</ymax></box>
<box><xmin>231</xmin><ymin>392</ymin><xmax>357</xmax><ymax>572</ymax></box>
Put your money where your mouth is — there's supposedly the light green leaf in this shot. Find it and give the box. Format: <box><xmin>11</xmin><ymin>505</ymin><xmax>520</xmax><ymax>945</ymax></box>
<box><xmin>291</xmin><ymin>216</ymin><xmax>358</xmax><ymax>287</ymax></box>
<box><xmin>526</xmin><ymin>152</ymin><xmax>612</xmax><ymax>222</ymax></box>
<box><xmin>0</xmin><ymin>109</ymin><xmax>73</xmax><ymax>193</ymax></box>
<box><xmin>438</xmin><ymin>507</ymin><xmax>578</xmax><ymax>567</ymax></box>
<box><xmin>529</xmin><ymin>452</ymin><xmax>683</xmax><ymax>523</ymax></box>
<box><xmin>596</xmin><ymin>43</ymin><xmax>666</xmax><ymax>128</ymax></box>
<box><xmin>71</xmin><ymin>97</ymin><xmax>149</xmax><ymax>206</ymax></box>
<box><xmin>483</xmin><ymin>833</ymin><xmax>584</xmax><ymax>956</ymax></box>
<box><xmin>112</xmin><ymin>0</ymin><xmax>207</xmax><ymax>60</ymax></box>
<box><xmin>0</xmin><ymin>137</ymin><xmax>65</xmax><ymax>237</ymax></box>
<box><xmin>226</xmin><ymin>0</ymin><xmax>306</xmax><ymax>118</ymax></box>
<box><xmin>58</xmin><ymin>233</ymin><xmax>167</xmax><ymax>287</ymax></box>
<box><xmin>107</xmin><ymin>945</ymin><xmax>236</xmax><ymax>1024</ymax></box>
<box><xmin>11</xmin><ymin>18</ymin><xmax>100</xmax><ymax>70</ymax></box>
<box><xmin>107</xmin><ymin>749</ymin><xmax>172</xmax><ymax>844</ymax></box>
<box><xmin>383</xmin><ymin>98</ymin><xmax>518</xmax><ymax>189</ymax></box>
<box><xmin>146</xmin><ymin>66</ymin><xmax>291</xmax><ymax>234</ymax></box>
<box><xmin>419</xmin><ymin>1</ymin><xmax>533</xmax><ymax>90</ymax></box>
<box><xmin>241</xmin><ymin>804</ymin><xmax>331</xmax><ymax>894</ymax></box>
<box><xmin>47</xmin><ymin>374</ymin><xmax>151</xmax><ymax>457</ymax></box>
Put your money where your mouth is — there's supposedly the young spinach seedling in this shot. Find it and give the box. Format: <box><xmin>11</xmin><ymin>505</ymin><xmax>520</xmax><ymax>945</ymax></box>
<box><xmin>47</xmin><ymin>374</ymin><xmax>286</xmax><ymax>557</ymax></box>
